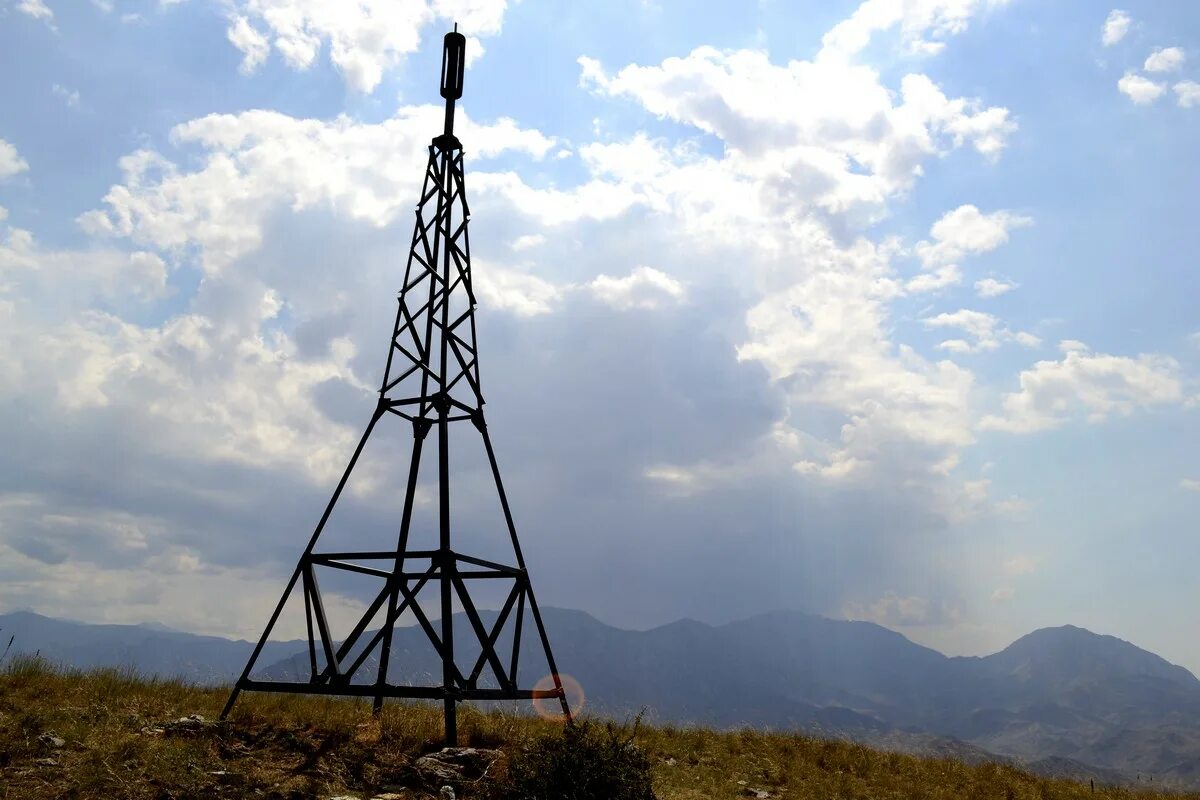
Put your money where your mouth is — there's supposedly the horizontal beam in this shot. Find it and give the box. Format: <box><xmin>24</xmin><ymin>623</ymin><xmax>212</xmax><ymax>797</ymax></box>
<box><xmin>310</xmin><ymin>550</ymin><xmax>441</xmax><ymax>561</ymax></box>
<box><xmin>309</xmin><ymin>550</ymin><xmax>522</xmax><ymax>574</ymax></box>
<box><xmin>453</xmin><ymin>553</ymin><xmax>522</xmax><ymax>574</ymax></box>
<box><xmin>235</xmin><ymin>679</ymin><xmax>561</xmax><ymax>701</ymax></box>
<box><xmin>307</xmin><ymin>561</ymin><xmax>512</xmax><ymax>581</ymax></box>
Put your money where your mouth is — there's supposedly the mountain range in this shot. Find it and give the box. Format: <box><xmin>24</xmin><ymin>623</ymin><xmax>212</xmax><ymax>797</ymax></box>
<box><xmin>3</xmin><ymin>608</ymin><xmax>1198</xmax><ymax>789</ymax></box>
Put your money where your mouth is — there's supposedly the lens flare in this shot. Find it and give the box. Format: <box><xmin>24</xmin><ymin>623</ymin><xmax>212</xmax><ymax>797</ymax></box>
<box><xmin>532</xmin><ymin>673</ymin><xmax>585</xmax><ymax>722</ymax></box>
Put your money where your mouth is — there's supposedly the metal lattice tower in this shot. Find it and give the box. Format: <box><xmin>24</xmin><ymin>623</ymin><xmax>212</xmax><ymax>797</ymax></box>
<box><xmin>221</xmin><ymin>28</ymin><xmax>572</xmax><ymax>744</ymax></box>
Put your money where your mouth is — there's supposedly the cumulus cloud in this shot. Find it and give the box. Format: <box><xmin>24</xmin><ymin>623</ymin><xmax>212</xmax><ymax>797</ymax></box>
<box><xmin>922</xmin><ymin>308</ymin><xmax>1039</xmax><ymax>354</ymax></box>
<box><xmin>0</xmin><ymin>220</ymin><xmax>169</xmax><ymax>306</ymax></box>
<box><xmin>915</xmin><ymin>205</ymin><xmax>1032</xmax><ymax>268</ymax></box>
<box><xmin>0</xmin><ymin>0</ymin><xmax>1063</xmax><ymax>638</ymax></box>
<box><xmin>0</xmin><ymin>139</ymin><xmax>29</xmax><ymax>180</ymax></box>
<box><xmin>1118</xmin><ymin>72</ymin><xmax>1166</xmax><ymax>104</ymax></box>
<box><xmin>820</xmin><ymin>0</ymin><xmax>1013</xmax><ymax>59</ymax></box>
<box><xmin>218</xmin><ymin>0</ymin><xmax>510</xmax><ymax>92</ymax></box>
<box><xmin>1102</xmin><ymin>9</ymin><xmax>1131</xmax><ymax>47</ymax></box>
<box><xmin>1182</xmin><ymin>479</ymin><xmax>1200</xmax><ymax>493</ymax></box>
<box><xmin>78</xmin><ymin>106</ymin><xmax>555</xmax><ymax>273</ymax></box>
<box><xmin>579</xmin><ymin>49</ymin><xmax>1015</xmax><ymax>226</ymax></box>
<box><xmin>227</xmin><ymin>15</ymin><xmax>270</xmax><ymax>74</ymax></box>
<box><xmin>981</xmin><ymin>341</ymin><xmax>1183</xmax><ymax>432</ymax></box>
<box><xmin>1144</xmin><ymin>47</ymin><xmax>1186</xmax><ymax>73</ymax></box>
<box><xmin>907</xmin><ymin>206</ymin><xmax>1027</xmax><ymax>297</ymax></box>
<box><xmin>975</xmin><ymin>277</ymin><xmax>1017</xmax><ymax>297</ymax></box>
<box><xmin>906</xmin><ymin>263</ymin><xmax>961</xmax><ymax>294</ymax></box>
<box><xmin>589</xmin><ymin>266</ymin><xmax>685</xmax><ymax>310</ymax></box>
<box><xmin>1175</xmin><ymin>80</ymin><xmax>1200</xmax><ymax>108</ymax></box>
<box><xmin>572</xmin><ymin>25</ymin><xmax>1026</xmax><ymax>491</ymax></box>
<box><xmin>474</xmin><ymin>262</ymin><xmax>564</xmax><ymax>317</ymax></box>
<box><xmin>739</xmin><ymin>261</ymin><xmax>978</xmax><ymax>479</ymax></box>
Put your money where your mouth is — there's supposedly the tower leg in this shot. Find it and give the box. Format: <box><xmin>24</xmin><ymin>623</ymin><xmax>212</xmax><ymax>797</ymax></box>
<box><xmin>435</xmin><ymin>140</ymin><xmax>458</xmax><ymax>748</ymax></box>
<box><xmin>220</xmin><ymin>686</ymin><xmax>241</xmax><ymax>720</ymax></box>
<box><xmin>220</xmin><ymin>407</ymin><xmax>383</xmax><ymax>720</ymax></box>
<box><xmin>477</xmin><ymin>420</ymin><xmax>573</xmax><ymax>722</ymax></box>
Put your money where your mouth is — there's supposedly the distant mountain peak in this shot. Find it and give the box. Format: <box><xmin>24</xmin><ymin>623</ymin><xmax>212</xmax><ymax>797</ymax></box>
<box><xmin>987</xmin><ymin>624</ymin><xmax>1198</xmax><ymax>688</ymax></box>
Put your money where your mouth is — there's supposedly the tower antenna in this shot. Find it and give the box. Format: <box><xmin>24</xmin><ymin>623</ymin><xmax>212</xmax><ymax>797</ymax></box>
<box><xmin>221</xmin><ymin>29</ymin><xmax>572</xmax><ymax>745</ymax></box>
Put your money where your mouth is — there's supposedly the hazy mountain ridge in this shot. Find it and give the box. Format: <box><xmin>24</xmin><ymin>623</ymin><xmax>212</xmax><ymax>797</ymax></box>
<box><xmin>0</xmin><ymin>610</ymin><xmax>306</xmax><ymax>684</ymax></box>
<box><xmin>5</xmin><ymin>608</ymin><xmax>1200</xmax><ymax>788</ymax></box>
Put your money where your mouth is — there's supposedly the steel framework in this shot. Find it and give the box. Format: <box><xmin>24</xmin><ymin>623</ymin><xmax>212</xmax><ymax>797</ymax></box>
<box><xmin>221</xmin><ymin>28</ymin><xmax>571</xmax><ymax>744</ymax></box>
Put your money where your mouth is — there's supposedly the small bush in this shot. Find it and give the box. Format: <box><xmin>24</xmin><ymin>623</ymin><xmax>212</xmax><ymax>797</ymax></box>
<box><xmin>494</xmin><ymin>718</ymin><xmax>657</xmax><ymax>800</ymax></box>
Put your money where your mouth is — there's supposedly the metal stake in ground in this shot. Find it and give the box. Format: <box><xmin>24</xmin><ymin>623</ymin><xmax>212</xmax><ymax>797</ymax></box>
<box><xmin>220</xmin><ymin>25</ymin><xmax>572</xmax><ymax>745</ymax></box>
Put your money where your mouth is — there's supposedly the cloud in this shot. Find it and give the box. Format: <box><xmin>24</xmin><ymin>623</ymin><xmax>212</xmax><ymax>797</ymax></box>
<box><xmin>846</xmin><ymin>590</ymin><xmax>963</xmax><ymax>628</ymax></box>
<box><xmin>474</xmin><ymin>262</ymin><xmax>564</xmax><ymax>317</ymax></box>
<box><xmin>218</xmin><ymin>0</ymin><xmax>510</xmax><ymax>92</ymax></box>
<box><xmin>1118</xmin><ymin>72</ymin><xmax>1166</xmax><ymax>104</ymax></box>
<box><xmin>0</xmin><ymin>493</ymin><xmax>368</xmax><ymax>639</ymax></box>
<box><xmin>579</xmin><ymin>49</ymin><xmax>1015</xmax><ymax>226</ymax></box>
<box><xmin>1181</xmin><ymin>479</ymin><xmax>1200</xmax><ymax>493</ymax></box>
<box><xmin>922</xmin><ymin>309</ymin><xmax>1039</xmax><ymax>354</ymax></box>
<box><xmin>1175</xmin><ymin>81</ymin><xmax>1200</xmax><ymax>109</ymax></box>
<box><xmin>1102</xmin><ymin>9</ymin><xmax>1131</xmax><ymax>47</ymax></box>
<box><xmin>1144</xmin><ymin>47</ymin><xmax>1186</xmax><ymax>74</ymax></box>
<box><xmin>906</xmin><ymin>264</ymin><xmax>961</xmax><ymax>294</ymax></box>
<box><xmin>916</xmin><ymin>205</ymin><xmax>1032</xmax><ymax>268</ymax></box>
<box><xmin>574</xmin><ymin>30</ymin><xmax>1024</xmax><ymax>491</ymax></box>
<box><xmin>510</xmin><ymin>233</ymin><xmax>544</xmax><ymax>251</ymax></box>
<box><xmin>981</xmin><ymin>341</ymin><xmax>1183</xmax><ymax>432</ymax></box>
<box><xmin>52</xmin><ymin>84</ymin><xmax>80</xmax><ymax>108</ymax></box>
<box><xmin>0</xmin><ymin>0</ymin><xmax>1043</xmax><ymax>639</ymax></box>
<box><xmin>921</xmin><ymin>309</ymin><xmax>998</xmax><ymax>350</ymax></box>
<box><xmin>975</xmin><ymin>277</ymin><xmax>1017</xmax><ymax>297</ymax></box>
<box><xmin>1003</xmin><ymin>554</ymin><xmax>1039</xmax><ymax>575</ymax></box>
<box><xmin>0</xmin><ymin>139</ymin><xmax>29</xmax><ymax>180</ymax></box>
<box><xmin>739</xmin><ymin>266</ymin><xmax>978</xmax><ymax>478</ymax></box>
<box><xmin>589</xmin><ymin>266</ymin><xmax>685</xmax><ymax>310</ymax></box>
<box><xmin>819</xmin><ymin>0</ymin><xmax>1013</xmax><ymax>60</ymax></box>
<box><xmin>0</xmin><ymin>220</ymin><xmax>170</xmax><ymax>306</ymax></box>
<box><xmin>994</xmin><ymin>495</ymin><xmax>1031</xmax><ymax>518</ymax></box>
<box><xmin>78</xmin><ymin>106</ymin><xmax>555</xmax><ymax>274</ymax></box>
<box><xmin>16</xmin><ymin>0</ymin><xmax>54</xmax><ymax>23</ymax></box>
<box><xmin>226</xmin><ymin>16</ymin><xmax>270</xmax><ymax>74</ymax></box>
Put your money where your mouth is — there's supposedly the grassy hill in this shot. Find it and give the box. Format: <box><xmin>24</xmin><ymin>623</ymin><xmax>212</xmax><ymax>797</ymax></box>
<box><xmin>1</xmin><ymin>657</ymin><xmax>1193</xmax><ymax>800</ymax></box>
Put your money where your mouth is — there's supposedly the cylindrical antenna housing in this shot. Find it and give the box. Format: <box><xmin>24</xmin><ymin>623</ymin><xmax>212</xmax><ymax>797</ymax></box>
<box><xmin>440</xmin><ymin>30</ymin><xmax>466</xmax><ymax>100</ymax></box>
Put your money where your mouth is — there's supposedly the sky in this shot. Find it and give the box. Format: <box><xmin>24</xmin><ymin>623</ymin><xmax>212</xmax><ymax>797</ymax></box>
<box><xmin>0</xmin><ymin>0</ymin><xmax>1198</xmax><ymax>672</ymax></box>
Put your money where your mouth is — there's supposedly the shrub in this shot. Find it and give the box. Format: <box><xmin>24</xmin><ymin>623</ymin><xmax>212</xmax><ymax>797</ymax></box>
<box><xmin>493</xmin><ymin>718</ymin><xmax>657</xmax><ymax>800</ymax></box>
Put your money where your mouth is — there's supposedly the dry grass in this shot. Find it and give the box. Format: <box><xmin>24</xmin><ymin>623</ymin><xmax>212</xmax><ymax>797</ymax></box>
<box><xmin>1</xmin><ymin>656</ymin><xmax>1195</xmax><ymax>799</ymax></box>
